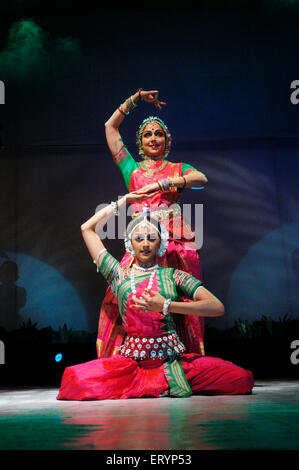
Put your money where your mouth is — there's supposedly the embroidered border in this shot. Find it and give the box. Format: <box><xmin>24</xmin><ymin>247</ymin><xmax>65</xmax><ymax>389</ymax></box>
<box><xmin>173</xmin><ymin>269</ymin><xmax>202</xmax><ymax>299</ymax></box>
<box><xmin>164</xmin><ymin>359</ymin><xmax>192</xmax><ymax>397</ymax></box>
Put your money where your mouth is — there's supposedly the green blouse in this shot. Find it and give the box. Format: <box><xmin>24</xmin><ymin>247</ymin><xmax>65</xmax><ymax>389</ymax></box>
<box><xmin>115</xmin><ymin>145</ymin><xmax>198</xmax><ymax>190</ymax></box>
<box><xmin>99</xmin><ymin>251</ymin><xmax>203</xmax><ymax>320</ymax></box>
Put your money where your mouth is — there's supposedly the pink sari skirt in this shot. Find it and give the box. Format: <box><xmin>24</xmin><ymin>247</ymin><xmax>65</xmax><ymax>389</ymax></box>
<box><xmin>57</xmin><ymin>353</ymin><xmax>254</xmax><ymax>401</ymax></box>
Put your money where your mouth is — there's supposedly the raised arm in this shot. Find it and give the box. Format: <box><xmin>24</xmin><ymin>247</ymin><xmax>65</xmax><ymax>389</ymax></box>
<box><xmin>104</xmin><ymin>89</ymin><xmax>166</xmax><ymax>157</ymax></box>
<box><xmin>80</xmin><ymin>192</ymin><xmax>153</xmax><ymax>269</ymax></box>
<box><xmin>80</xmin><ymin>197</ymin><xmax>125</xmax><ymax>268</ymax></box>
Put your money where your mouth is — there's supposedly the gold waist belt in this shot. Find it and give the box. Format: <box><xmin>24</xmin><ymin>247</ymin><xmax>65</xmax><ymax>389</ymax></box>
<box><xmin>131</xmin><ymin>205</ymin><xmax>181</xmax><ymax>221</ymax></box>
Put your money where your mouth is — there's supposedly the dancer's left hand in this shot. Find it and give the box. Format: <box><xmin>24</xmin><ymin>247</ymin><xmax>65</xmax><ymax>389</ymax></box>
<box><xmin>134</xmin><ymin>183</ymin><xmax>160</xmax><ymax>195</ymax></box>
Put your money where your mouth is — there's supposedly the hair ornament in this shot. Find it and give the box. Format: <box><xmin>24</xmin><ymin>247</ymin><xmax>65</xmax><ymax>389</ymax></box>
<box><xmin>124</xmin><ymin>208</ymin><xmax>169</xmax><ymax>258</ymax></box>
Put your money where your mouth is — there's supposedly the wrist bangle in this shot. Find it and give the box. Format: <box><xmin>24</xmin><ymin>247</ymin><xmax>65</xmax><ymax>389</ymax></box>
<box><xmin>111</xmin><ymin>200</ymin><xmax>119</xmax><ymax>215</ymax></box>
<box><xmin>162</xmin><ymin>298</ymin><xmax>171</xmax><ymax>316</ymax></box>
<box><xmin>130</xmin><ymin>95</ymin><xmax>137</xmax><ymax>107</ymax></box>
<box><xmin>118</xmin><ymin>105</ymin><xmax>128</xmax><ymax>116</ymax></box>
<box><xmin>138</xmin><ymin>88</ymin><xmax>143</xmax><ymax>100</ymax></box>
<box><xmin>182</xmin><ymin>176</ymin><xmax>187</xmax><ymax>189</ymax></box>
<box><xmin>125</xmin><ymin>96</ymin><xmax>137</xmax><ymax>114</ymax></box>
<box><xmin>160</xmin><ymin>178</ymin><xmax>170</xmax><ymax>191</ymax></box>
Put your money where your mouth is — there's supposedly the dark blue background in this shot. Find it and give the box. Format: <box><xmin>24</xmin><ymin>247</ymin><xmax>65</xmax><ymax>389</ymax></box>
<box><xmin>0</xmin><ymin>1</ymin><xmax>298</xmax><ymax>334</ymax></box>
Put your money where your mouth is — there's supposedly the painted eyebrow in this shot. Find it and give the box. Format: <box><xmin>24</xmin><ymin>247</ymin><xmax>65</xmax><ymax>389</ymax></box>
<box><xmin>143</xmin><ymin>129</ymin><xmax>164</xmax><ymax>134</ymax></box>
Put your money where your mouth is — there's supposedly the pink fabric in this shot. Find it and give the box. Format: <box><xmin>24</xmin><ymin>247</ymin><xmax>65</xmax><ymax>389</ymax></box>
<box><xmin>96</xmin><ymin>161</ymin><xmax>205</xmax><ymax>359</ymax></box>
<box><xmin>57</xmin><ymin>354</ymin><xmax>254</xmax><ymax>401</ymax></box>
<box><xmin>129</xmin><ymin>162</ymin><xmax>182</xmax><ymax>214</ymax></box>
<box><xmin>159</xmin><ymin>240</ymin><xmax>204</xmax><ymax>354</ymax></box>
<box><xmin>123</xmin><ymin>273</ymin><xmax>166</xmax><ymax>337</ymax></box>
<box><xmin>97</xmin><ymin>239</ymin><xmax>205</xmax><ymax>358</ymax></box>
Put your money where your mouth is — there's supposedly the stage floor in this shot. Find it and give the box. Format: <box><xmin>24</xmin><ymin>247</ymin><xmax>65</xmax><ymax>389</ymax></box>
<box><xmin>0</xmin><ymin>380</ymin><xmax>298</xmax><ymax>450</ymax></box>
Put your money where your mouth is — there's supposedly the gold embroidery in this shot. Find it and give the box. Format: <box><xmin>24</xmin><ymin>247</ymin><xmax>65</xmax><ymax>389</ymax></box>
<box><xmin>164</xmin><ymin>359</ymin><xmax>192</xmax><ymax>397</ymax></box>
<box><xmin>139</xmin><ymin>160</ymin><xmax>167</xmax><ymax>177</ymax></box>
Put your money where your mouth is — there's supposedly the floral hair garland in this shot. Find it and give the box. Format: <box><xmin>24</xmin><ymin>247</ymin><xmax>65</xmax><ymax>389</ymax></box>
<box><xmin>136</xmin><ymin>116</ymin><xmax>172</xmax><ymax>159</ymax></box>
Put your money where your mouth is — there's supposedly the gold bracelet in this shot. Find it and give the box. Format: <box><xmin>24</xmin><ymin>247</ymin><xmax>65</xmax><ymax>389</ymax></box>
<box><xmin>119</xmin><ymin>104</ymin><xmax>128</xmax><ymax>116</ymax></box>
<box><xmin>124</xmin><ymin>96</ymin><xmax>137</xmax><ymax>114</ymax></box>
<box><xmin>158</xmin><ymin>180</ymin><xmax>163</xmax><ymax>191</ymax></box>
<box><xmin>130</xmin><ymin>95</ymin><xmax>137</xmax><ymax>107</ymax></box>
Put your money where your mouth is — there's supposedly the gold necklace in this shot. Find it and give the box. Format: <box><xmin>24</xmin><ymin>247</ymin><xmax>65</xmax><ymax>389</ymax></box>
<box><xmin>140</xmin><ymin>160</ymin><xmax>167</xmax><ymax>178</ymax></box>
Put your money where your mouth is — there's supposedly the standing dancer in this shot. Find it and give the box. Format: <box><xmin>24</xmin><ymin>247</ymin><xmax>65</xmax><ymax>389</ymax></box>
<box><xmin>98</xmin><ymin>89</ymin><xmax>208</xmax><ymax>360</ymax></box>
<box><xmin>57</xmin><ymin>193</ymin><xmax>254</xmax><ymax>400</ymax></box>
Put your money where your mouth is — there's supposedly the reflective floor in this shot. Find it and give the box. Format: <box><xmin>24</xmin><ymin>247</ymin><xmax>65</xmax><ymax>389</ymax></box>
<box><xmin>0</xmin><ymin>380</ymin><xmax>298</xmax><ymax>450</ymax></box>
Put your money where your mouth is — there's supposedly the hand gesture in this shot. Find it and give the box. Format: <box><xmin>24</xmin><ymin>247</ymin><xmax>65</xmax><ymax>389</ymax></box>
<box><xmin>140</xmin><ymin>90</ymin><xmax>166</xmax><ymax>110</ymax></box>
<box><xmin>125</xmin><ymin>191</ymin><xmax>156</xmax><ymax>204</ymax></box>
<box><xmin>132</xmin><ymin>289</ymin><xmax>167</xmax><ymax>313</ymax></box>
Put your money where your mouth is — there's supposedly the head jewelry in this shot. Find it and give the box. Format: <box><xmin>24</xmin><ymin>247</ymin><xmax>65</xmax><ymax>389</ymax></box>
<box><xmin>124</xmin><ymin>207</ymin><xmax>169</xmax><ymax>258</ymax></box>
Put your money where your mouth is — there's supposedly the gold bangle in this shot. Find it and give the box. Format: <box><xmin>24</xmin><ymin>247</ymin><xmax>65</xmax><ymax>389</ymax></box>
<box><xmin>119</xmin><ymin>104</ymin><xmax>129</xmax><ymax>116</ymax></box>
<box><xmin>130</xmin><ymin>95</ymin><xmax>137</xmax><ymax>108</ymax></box>
<box><xmin>130</xmin><ymin>95</ymin><xmax>137</xmax><ymax>107</ymax></box>
<box><xmin>158</xmin><ymin>180</ymin><xmax>163</xmax><ymax>191</ymax></box>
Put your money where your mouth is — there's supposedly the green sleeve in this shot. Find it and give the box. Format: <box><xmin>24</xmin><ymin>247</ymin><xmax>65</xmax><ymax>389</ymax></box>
<box><xmin>113</xmin><ymin>145</ymin><xmax>138</xmax><ymax>190</ymax></box>
<box><xmin>177</xmin><ymin>163</ymin><xmax>197</xmax><ymax>194</ymax></box>
<box><xmin>181</xmin><ymin>162</ymin><xmax>198</xmax><ymax>174</ymax></box>
<box><xmin>98</xmin><ymin>252</ymin><xmax>121</xmax><ymax>284</ymax></box>
<box><xmin>173</xmin><ymin>269</ymin><xmax>203</xmax><ymax>300</ymax></box>
<box><xmin>179</xmin><ymin>162</ymin><xmax>206</xmax><ymax>192</ymax></box>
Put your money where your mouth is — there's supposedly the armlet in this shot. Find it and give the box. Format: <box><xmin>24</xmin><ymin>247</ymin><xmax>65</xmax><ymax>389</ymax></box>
<box><xmin>112</xmin><ymin>145</ymin><xmax>128</xmax><ymax>165</ymax></box>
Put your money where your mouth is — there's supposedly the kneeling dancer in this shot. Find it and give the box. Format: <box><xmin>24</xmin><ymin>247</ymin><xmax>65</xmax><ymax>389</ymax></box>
<box><xmin>57</xmin><ymin>191</ymin><xmax>254</xmax><ymax>400</ymax></box>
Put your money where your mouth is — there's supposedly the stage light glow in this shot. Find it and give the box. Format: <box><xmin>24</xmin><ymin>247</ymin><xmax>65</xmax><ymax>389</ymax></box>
<box><xmin>3</xmin><ymin>251</ymin><xmax>89</xmax><ymax>331</ymax></box>
<box><xmin>55</xmin><ymin>353</ymin><xmax>63</xmax><ymax>362</ymax></box>
<box><xmin>191</xmin><ymin>186</ymin><xmax>205</xmax><ymax>190</ymax></box>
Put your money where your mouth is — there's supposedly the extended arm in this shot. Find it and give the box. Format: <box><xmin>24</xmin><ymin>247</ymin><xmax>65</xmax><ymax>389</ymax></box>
<box><xmin>133</xmin><ymin>286</ymin><xmax>224</xmax><ymax>318</ymax></box>
<box><xmin>132</xmin><ymin>170</ymin><xmax>208</xmax><ymax>198</ymax></box>
<box><xmin>168</xmin><ymin>286</ymin><xmax>224</xmax><ymax>317</ymax></box>
<box><xmin>166</xmin><ymin>171</ymin><xmax>208</xmax><ymax>189</ymax></box>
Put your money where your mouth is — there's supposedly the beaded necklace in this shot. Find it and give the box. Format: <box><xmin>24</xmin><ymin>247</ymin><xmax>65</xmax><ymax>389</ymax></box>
<box><xmin>132</xmin><ymin>263</ymin><xmax>158</xmax><ymax>272</ymax></box>
<box><xmin>130</xmin><ymin>264</ymin><xmax>158</xmax><ymax>297</ymax></box>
